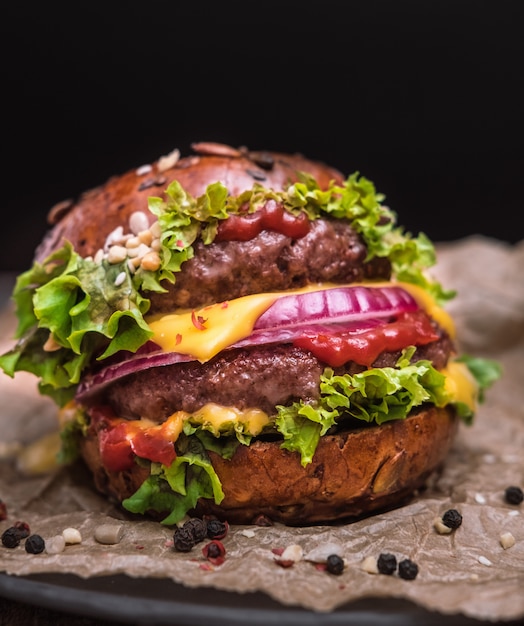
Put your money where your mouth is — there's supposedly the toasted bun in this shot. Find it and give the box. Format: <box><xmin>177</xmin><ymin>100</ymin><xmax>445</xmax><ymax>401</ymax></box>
<box><xmin>37</xmin><ymin>142</ymin><xmax>344</xmax><ymax>262</ymax></box>
<box><xmin>80</xmin><ymin>406</ymin><xmax>458</xmax><ymax>525</ymax></box>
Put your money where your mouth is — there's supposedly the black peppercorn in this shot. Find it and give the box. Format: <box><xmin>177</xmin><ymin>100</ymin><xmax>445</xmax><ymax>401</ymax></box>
<box><xmin>183</xmin><ymin>518</ymin><xmax>208</xmax><ymax>543</ymax></box>
<box><xmin>206</xmin><ymin>518</ymin><xmax>228</xmax><ymax>540</ymax></box>
<box><xmin>442</xmin><ymin>508</ymin><xmax>463</xmax><ymax>529</ymax></box>
<box><xmin>1</xmin><ymin>527</ymin><xmax>21</xmax><ymax>549</ymax></box>
<box><xmin>326</xmin><ymin>554</ymin><xmax>345</xmax><ymax>575</ymax></box>
<box><xmin>14</xmin><ymin>521</ymin><xmax>30</xmax><ymax>539</ymax></box>
<box><xmin>173</xmin><ymin>526</ymin><xmax>197</xmax><ymax>552</ymax></box>
<box><xmin>377</xmin><ymin>552</ymin><xmax>397</xmax><ymax>575</ymax></box>
<box><xmin>398</xmin><ymin>558</ymin><xmax>419</xmax><ymax>580</ymax></box>
<box><xmin>25</xmin><ymin>534</ymin><xmax>45</xmax><ymax>554</ymax></box>
<box><xmin>504</xmin><ymin>486</ymin><xmax>523</xmax><ymax>505</ymax></box>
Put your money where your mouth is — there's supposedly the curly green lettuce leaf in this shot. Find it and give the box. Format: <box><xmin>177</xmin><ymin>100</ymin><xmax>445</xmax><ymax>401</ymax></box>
<box><xmin>0</xmin><ymin>242</ymin><xmax>153</xmax><ymax>405</ymax></box>
<box><xmin>122</xmin><ymin>433</ymin><xmax>225</xmax><ymax>525</ymax></box>
<box><xmin>275</xmin><ymin>348</ymin><xmax>451</xmax><ymax>466</ymax></box>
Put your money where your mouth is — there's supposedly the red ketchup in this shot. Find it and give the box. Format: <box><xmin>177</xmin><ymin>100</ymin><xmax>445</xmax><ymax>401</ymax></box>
<box><xmin>215</xmin><ymin>199</ymin><xmax>310</xmax><ymax>241</ymax></box>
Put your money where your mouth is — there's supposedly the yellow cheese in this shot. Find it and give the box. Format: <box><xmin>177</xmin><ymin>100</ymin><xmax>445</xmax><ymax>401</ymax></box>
<box><xmin>187</xmin><ymin>403</ymin><xmax>269</xmax><ymax>435</ymax></box>
<box><xmin>441</xmin><ymin>360</ymin><xmax>479</xmax><ymax>412</ymax></box>
<box><xmin>147</xmin><ymin>281</ymin><xmax>456</xmax><ymax>363</ymax></box>
<box><xmin>147</xmin><ymin>292</ymin><xmax>279</xmax><ymax>362</ymax></box>
<box><xmin>397</xmin><ymin>282</ymin><xmax>456</xmax><ymax>339</ymax></box>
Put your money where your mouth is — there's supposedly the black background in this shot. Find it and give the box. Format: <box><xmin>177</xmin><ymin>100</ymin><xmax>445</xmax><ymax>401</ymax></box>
<box><xmin>2</xmin><ymin>1</ymin><xmax>523</xmax><ymax>271</ymax></box>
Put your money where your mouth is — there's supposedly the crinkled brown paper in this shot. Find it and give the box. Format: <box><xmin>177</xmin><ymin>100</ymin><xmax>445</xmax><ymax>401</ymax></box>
<box><xmin>1</xmin><ymin>235</ymin><xmax>523</xmax><ymax>622</ymax></box>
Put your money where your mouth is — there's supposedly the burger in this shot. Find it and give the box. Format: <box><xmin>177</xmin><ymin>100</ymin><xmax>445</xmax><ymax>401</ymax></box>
<box><xmin>0</xmin><ymin>142</ymin><xmax>501</xmax><ymax>526</ymax></box>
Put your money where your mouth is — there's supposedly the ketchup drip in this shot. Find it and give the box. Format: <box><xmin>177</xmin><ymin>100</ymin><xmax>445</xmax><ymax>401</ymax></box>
<box><xmin>215</xmin><ymin>199</ymin><xmax>310</xmax><ymax>241</ymax></box>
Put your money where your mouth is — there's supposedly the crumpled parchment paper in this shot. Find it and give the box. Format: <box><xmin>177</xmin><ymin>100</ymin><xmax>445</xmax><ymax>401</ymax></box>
<box><xmin>0</xmin><ymin>235</ymin><xmax>523</xmax><ymax>622</ymax></box>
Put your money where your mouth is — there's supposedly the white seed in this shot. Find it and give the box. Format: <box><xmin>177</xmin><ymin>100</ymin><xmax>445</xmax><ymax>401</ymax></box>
<box><xmin>149</xmin><ymin>221</ymin><xmax>162</xmax><ymax>238</ymax></box>
<box><xmin>107</xmin><ymin>245</ymin><xmax>128</xmax><ymax>264</ymax></box>
<box><xmin>45</xmin><ymin>535</ymin><xmax>66</xmax><ymax>554</ymax></box>
<box><xmin>126</xmin><ymin>243</ymin><xmax>150</xmax><ymax>259</ymax></box>
<box><xmin>94</xmin><ymin>249</ymin><xmax>105</xmax><ymax>264</ymax></box>
<box><xmin>94</xmin><ymin>523</ymin><xmax>125</xmax><ymax>545</ymax></box>
<box><xmin>129</xmin><ymin>211</ymin><xmax>150</xmax><ymax>234</ymax></box>
<box><xmin>114</xmin><ymin>271</ymin><xmax>127</xmax><ymax>286</ymax></box>
<box><xmin>499</xmin><ymin>531</ymin><xmax>516</xmax><ymax>549</ymax></box>
<box><xmin>305</xmin><ymin>542</ymin><xmax>344</xmax><ymax>563</ymax></box>
<box><xmin>240</xmin><ymin>529</ymin><xmax>256</xmax><ymax>538</ymax></box>
<box><xmin>104</xmin><ymin>226</ymin><xmax>125</xmax><ymax>247</ymax></box>
<box><xmin>433</xmin><ymin>516</ymin><xmax>453</xmax><ymax>535</ymax></box>
<box><xmin>125</xmin><ymin>235</ymin><xmax>141</xmax><ymax>249</ymax></box>
<box><xmin>361</xmin><ymin>555</ymin><xmax>379</xmax><ymax>574</ymax></box>
<box><xmin>478</xmin><ymin>555</ymin><xmax>492</xmax><ymax>566</ymax></box>
<box><xmin>475</xmin><ymin>493</ymin><xmax>486</xmax><ymax>504</ymax></box>
<box><xmin>136</xmin><ymin>164</ymin><xmax>153</xmax><ymax>176</ymax></box>
<box><xmin>279</xmin><ymin>544</ymin><xmax>303</xmax><ymax>563</ymax></box>
<box><xmin>157</xmin><ymin>148</ymin><xmax>180</xmax><ymax>172</ymax></box>
<box><xmin>62</xmin><ymin>527</ymin><xmax>82</xmax><ymax>544</ymax></box>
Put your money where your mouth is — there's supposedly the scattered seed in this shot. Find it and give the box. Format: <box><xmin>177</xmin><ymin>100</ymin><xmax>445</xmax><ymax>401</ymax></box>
<box><xmin>475</xmin><ymin>493</ymin><xmax>486</xmax><ymax>504</ymax></box>
<box><xmin>433</xmin><ymin>516</ymin><xmax>453</xmax><ymax>534</ymax></box>
<box><xmin>361</xmin><ymin>555</ymin><xmax>379</xmax><ymax>574</ymax></box>
<box><xmin>478</xmin><ymin>555</ymin><xmax>492</xmax><ymax>566</ymax></box>
<box><xmin>94</xmin><ymin>524</ymin><xmax>124</xmax><ymax>545</ymax></box>
<box><xmin>45</xmin><ymin>535</ymin><xmax>66</xmax><ymax>554</ymax></box>
<box><xmin>62</xmin><ymin>527</ymin><xmax>82</xmax><ymax>545</ymax></box>
<box><xmin>305</xmin><ymin>542</ymin><xmax>344</xmax><ymax>563</ymax></box>
<box><xmin>499</xmin><ymin>532</ymin><xmax>516</xmax><ymax>549</ymax></box>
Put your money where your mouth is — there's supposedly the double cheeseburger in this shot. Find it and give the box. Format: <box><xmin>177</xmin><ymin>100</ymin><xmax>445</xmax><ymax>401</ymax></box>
<box><xmin>0</xmin><ymin>142</ymin><xmax>500</xmax><ymax>525</ymax></box>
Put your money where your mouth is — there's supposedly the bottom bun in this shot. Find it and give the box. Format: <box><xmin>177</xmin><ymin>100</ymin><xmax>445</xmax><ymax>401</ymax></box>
<box><xmin>80</xmin><ymin>406</ymin><xmax>458</xmax><ymax>526</ymax></box>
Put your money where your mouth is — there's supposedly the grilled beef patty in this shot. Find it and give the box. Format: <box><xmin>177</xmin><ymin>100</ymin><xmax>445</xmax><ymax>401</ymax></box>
<box><xmin>97</xmin><ymin>327</ymin><xmax>453</xmax><ymax>423</ymax></box>
<box><xmin>147</xmin><ymin>218</ymin><xmax>392</xmax><ymax>311</ymax></box>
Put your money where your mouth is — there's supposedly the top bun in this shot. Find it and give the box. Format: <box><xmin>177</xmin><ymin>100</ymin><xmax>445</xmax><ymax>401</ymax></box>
<box><xmin>37</xmin><ymin>142</ymin><xmax>344</xmax><ymax>262</ymax></box>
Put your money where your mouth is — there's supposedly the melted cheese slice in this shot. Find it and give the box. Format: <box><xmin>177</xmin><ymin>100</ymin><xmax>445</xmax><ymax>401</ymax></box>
<box><xmin>441</xmin><ymin>360</ymin><xmax>479</xmax><ymax>412</ymax></box>
<box><xmin>146</xmin><ymin>281</ymin><xmax>455</xmax><ymax>363</ymax></box>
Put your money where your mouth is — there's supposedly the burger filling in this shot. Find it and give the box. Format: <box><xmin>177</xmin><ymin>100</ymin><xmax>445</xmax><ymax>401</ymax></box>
<box><xmin>0</xmin><ymin>171</ymin><xmax>501</xmax><ymax>524</ymax></box>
